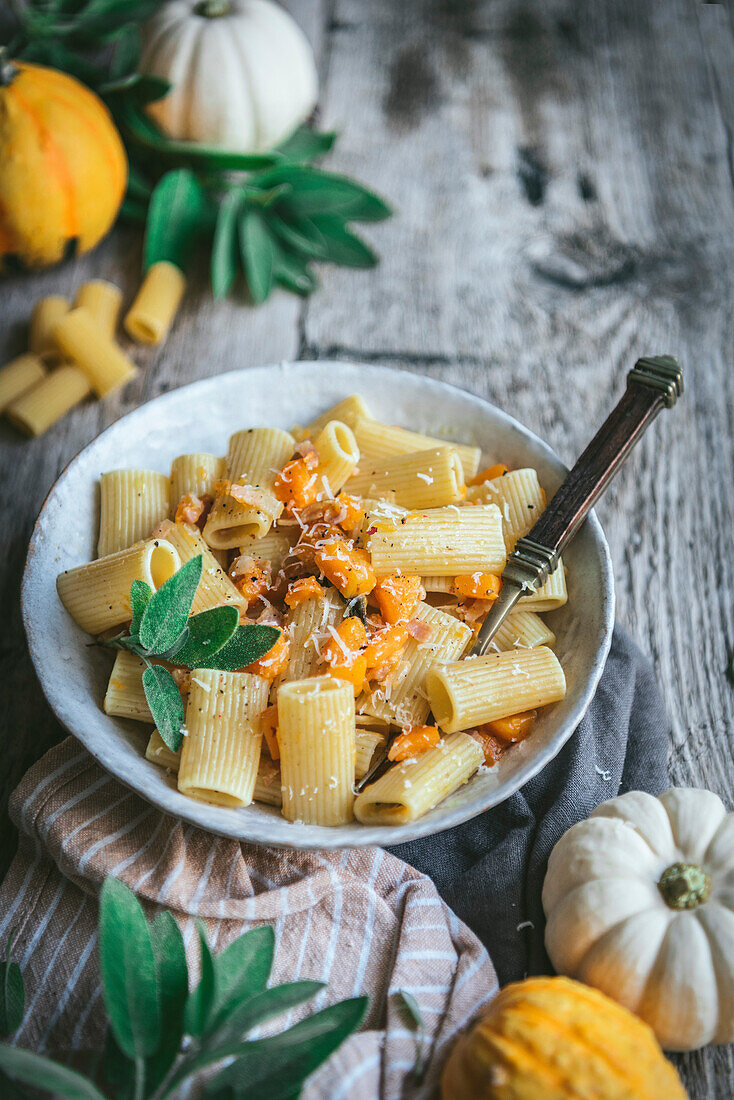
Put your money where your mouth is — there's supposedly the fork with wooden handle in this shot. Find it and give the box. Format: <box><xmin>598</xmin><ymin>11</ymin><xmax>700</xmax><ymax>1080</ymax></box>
<box><xmin>356</xmin><ymin>354</ymin><xmax>684</xmax><ymax>792</ymax></box>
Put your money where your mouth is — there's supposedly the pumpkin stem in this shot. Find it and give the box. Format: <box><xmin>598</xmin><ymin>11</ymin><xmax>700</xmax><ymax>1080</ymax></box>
<box><xmin>658</xmin><ymin>862</ymin><xmax>712</xmax><ymax>910</ymax></box>
<box><xmin>193</xmin><ymin>0</ymin><xmax>232</xmax><ymax>16</ymax></box>
<box><xmin>0</xmin><ymin>48</ymin><xmax>19</xmax><ymax>88</ymax></box>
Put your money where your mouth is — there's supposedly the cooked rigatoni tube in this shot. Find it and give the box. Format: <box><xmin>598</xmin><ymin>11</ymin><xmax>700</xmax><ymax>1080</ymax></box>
<box><xmin>518</xmin><ymin>559</ymin><xmax>568</xmax><ymax>612</ymax></box>
<box><xmin>359</xmin><ymin>603</ymin><xmax>471</xmax><ymax>729</ymax></box>
<box><xmin>146</xmin><ymin>730</ymin><xmax>180</xmax><ymax>771</ymax></box>
<box><xmin>354</xmin><ymin>732</ymin><xmax>483</xmax><ymax>825</ymax></box>
<box><xmin>253</xmin><ymin>755</ymin><xmax>282</xmax><ymax>807</ymax></box>
<box><xmin>178</xmin><ymin>669</ymin><xmax>269</xmax><ymax>807</ymax></box>
<box><xmin>355</xmin><ymin>728</ymin><xmax>387</xmax><ymax>781</ymax></box>
<box><xmin>203</xmin><ymin>427</ymin><xmax>295</xmax><ymax>548</ymax></box>
<box><xmin>57</xmin><ymin>537</ymin><xmax>180</xmax><ymax>635</ymax></box>
<box><xmin>170</xmin><ymin>453</ymin><xmax>227</xmax><ymax>508</ymax></box>
<box><xmin>490</xmin><ymin>609</ymin><xmax>556</xmax><ymax>652</ymax></box>
<box><xmin>29</xmin><ymin>296</ymin><xmax>69</xmax><ymax>357</ymax></box>
<box><xmin>73</xmin><ymin>280</ymin><xmax>122</xmax><ymax>339</ymax></box>
<box><xmin>299</xmin><ymin>393</ymin><xmax>371</xmax><ymax>438</ymax></box>
<box><xmin>277</xmin><ymin>588</ymin><xmax>344</xmax><ymax>684</ymax></box>
<box><xmin>104</xmin><ymin>651</ymin><xmax>150</xmax><ymax>721</ymax></box>
<box><xmin>52</xmin><ymin>307</ymin><xmax>138</xmax><ymax>396</ymax></box>
<box><xmin>313</xmin><ymin>420</ymin><xmax>360</xmax><ymax>495</ymax></box>
<box><xmin>238</xmin><ymin>529</ymin><xmax>294</xmax><ymax>573</ymax></box>
<box><xmin>155</xmin><ymin>520</ymin><xmax>246</xmax><ymax>617</ymax></box>
<box><xmin>6</xmin><ymin>365</ymin><xmax>91</xmax><ymax>437</ymax></box>
<box><xmin>368</xmin><ymin>504</ymin><xmax>505</xmax><ymax>577</ymax></box>
<box><xmin>352</xmin><ymin>415</ymin><xmax>481</xmax><ymax>482</ymax></box>
<box><xmin>98</xmin><ymin>469</ymin><xmax>170</xmax><ymax>557</ymax></box>
<box><xmin>124</xmin><ymin>261</ymin><xmax>186</xmax><ymax>345</ymax></box>
<box><xmin>421</xmin><ymin>575</ymin><xmax>454</xmax><ymax>593</ymax></box>
<box><xmin>0</xmin><ymin>353</ymin><xmax>47</xmax><ymax>412</ymax></box>
<box><xmin>278</xmin><ymin>677</ymin><xmax>356</xmax><ymax>826</ymax></box>
<box><xmin>348</xmin><ymin>446</ymin><xmax>464</xmax><ymax>509</ymax></box>
<box><xmin>426</xmin><ymin>646</ymin><xmax>566</xmax><ymax>733</ymax></box>
<box><xmin>467</xmin><ymin>468</ymin><xmax>546</xmax><ymax>548</ymax></box>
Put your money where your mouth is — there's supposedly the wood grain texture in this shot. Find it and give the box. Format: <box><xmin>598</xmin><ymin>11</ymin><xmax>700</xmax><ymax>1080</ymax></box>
<box><xmin>0</xmin><ymin>0</ymin><xmax>732</xmax><ymax>1092</ymax></box>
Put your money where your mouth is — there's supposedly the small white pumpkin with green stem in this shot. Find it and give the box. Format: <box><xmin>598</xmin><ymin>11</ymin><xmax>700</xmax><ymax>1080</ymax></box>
<box><xmin>542</xmin><ymin>788</ymin><xmax>734</xmax><ymax>1051</ymax></box>
<box><xmin>139</xmin><ymin>0</ymin><xmax>318</xmax><ymax>152</ymax></box>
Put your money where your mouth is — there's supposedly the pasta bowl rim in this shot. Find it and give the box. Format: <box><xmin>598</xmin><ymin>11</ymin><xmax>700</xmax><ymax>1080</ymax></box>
<box><xmin>21</xmin><ymin>360</ymin><xmax>615</xmax><ymax>849</ymax></box>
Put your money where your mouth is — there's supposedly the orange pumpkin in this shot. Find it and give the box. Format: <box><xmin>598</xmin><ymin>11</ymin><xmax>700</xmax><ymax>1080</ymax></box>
<box><xmin>441</xmin><ymin>976</ymin><xmax>688</xmax><ymax>1100</ymax></box>
<box><xmin>0</xmin><ymin>58</ymin><xmax>127</xmax><ymax>269</ymax></box>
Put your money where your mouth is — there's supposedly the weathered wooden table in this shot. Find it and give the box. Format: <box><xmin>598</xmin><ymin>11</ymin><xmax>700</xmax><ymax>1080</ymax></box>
<box><xmin>1</xmin><ymin>0</ymin><xmax>733</xmax><ymax>1093</ymax></box>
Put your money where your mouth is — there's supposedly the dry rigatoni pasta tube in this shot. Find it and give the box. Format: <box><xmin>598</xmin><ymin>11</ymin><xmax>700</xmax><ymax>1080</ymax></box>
<box><xmin>204</xmin><ymin>427</ymin><xmax>295</xmax><ymax>548</ymax></box>
<box><xmin>359</xmin><ymin>602</ymin><xmax>471</xmax><ymax>729</ymax></box>
<box><xmin>0</xmin><ymin>353</ymin><xmax>47</xmax><ymax>412</ymax></box>
<box><xmin>52</xmin><ymin>307</ymin><xmax>138</xmax><ymax>396</ymax></box>
<box><xmin>355</xmin><ymin>728</ymin><xmax>386</xmax><ymax>781</ymax></box>
<box><xmin>299</xmin><ymin>393</ymin><xmax>371</xmax><ymax>438</ymax></box>
<box><xmin>155</xmin><ymin>519</ymin><xmax>246</xmax><ymax>617</ymax></box>
<box><xmin>98</xmin><ymin>469</ymin><xmax>170</xmax><ymax>557</ymax></box>
<box><xmin>29</xmin><ymin>296</ymin><xmax>69</xmax><ymax>357</ymax></box>
<box><xmin>73</xmin><ymin>280</ymin><xmax>122</xmax><ymax>339</ymax></box>
<box><xmin>348</xmin><ymin>446</ymin><xmax>465</xmax><ymax>509</ymax></box>
<box><xmin>277</xmin><ymin>587</ymin><xmax>344</xmax><ymax>684</ymax></box>
<box><xmin>467</xmin><ymin>468</ymin><xmax>546</xmax><ymax>548</ymax></box>
<box><xmin>6</xmin><ymin>365</ymin><xmax>91</xmax><ymax>437</ymax></box>
<box><xmin>313</xmin><ymin>420</ymin><xmax>359</xmax><ymax>495</ymax></box>
<box><xmin>146</xmin><ymin>730</ymin><xmax>180</xmax><ymax>771</ymax></box>
<box><xmin>354</xmin><ymin>732</ymin><xmax>483</xmax><ymax>825</ymax></box>
<box><xmin>104</xmin><ymin>651</ymin><xmax>150</xmax><ymax>721</ymax></box>
<box><xmin>179</xmin><ymin>669</ymin><xmax>269</xmax><ymax>806</ymax></box>
<box><xmin>124</xmin><ymin>261</ymin><xmax>186</xmax><ymax>345</ymax></box>
<box><xmin>352</xmin><ymin>415</ymin><xmax>481</xmax><ymax>481</ymax></box>
<box><xmin>426</xmin><ymin>646</ymin><xmax>566</xmax><ymax>733</ymax></box>
<box><xmin>518</xmin><ymin>559</ymin><xmax>568</xmax><ymax>612</ymax></box>
<box><xmin>253</xmin><ymin>755</ymin><xmax>282</xmax><ymax>807</ymax></box>
<box><xmin>170</xmin><ymin>453</ymin><xmax>227</xmax><ymax>508</ymax></box>
<box><xmin>238</xmin><ymin>529</ymin><xmax>294</xmax><ymax>573</ymax></box>
<box><xmin>57</xmin><ymin>537</ymin><xmax>180</xmax><ymax>635</ymax></box>
<box><xmin>490</xmin><ymin>609</ymin><xmax>556</xmax><ymax>652</ymax></box>
<box><xmin>368</xmin><ymin>504</ymin><xmax>505</xmax><ymax>577</ymax></box>
<box><xmin>278</xmin><ymin>677</ymin><xmax>356</xmax><ymax>825</ymax></box>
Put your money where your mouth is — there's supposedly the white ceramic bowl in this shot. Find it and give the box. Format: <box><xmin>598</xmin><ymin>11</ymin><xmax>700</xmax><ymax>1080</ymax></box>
<box><xmin>22</xmin><ymin>362</ymin><xmax>614</xmax><ymax>849</ymax></box>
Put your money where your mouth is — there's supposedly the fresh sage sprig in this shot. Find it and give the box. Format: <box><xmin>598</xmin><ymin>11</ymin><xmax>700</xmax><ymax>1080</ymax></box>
<box><xmin>0</xmin><ymin>878</ymin><xmax>368</xmax><ymax>1099</ymax></box>
<box><xmin>395</xmin><ymin>989</ymin><xmax>426</xmax><ymax>1081</ymax></box>
<box><xmin>101</xmin><ymin>554</ymin><xmax>279</xmax><ymax>753</ymax></box>
<box><xmin>3</xmin><ymin>0</ymin><xmax>392</xmax><ymax>302</ymax></box>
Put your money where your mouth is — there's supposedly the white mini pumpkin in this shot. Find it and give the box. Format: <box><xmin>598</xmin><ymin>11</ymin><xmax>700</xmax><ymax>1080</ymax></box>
<box><xmin>139</xmin><ymin>0</ymin><xmax>318</xmax><ymax>152</ymax></box>
<box><xmin>543</xmin><ymin>788</ymin><xmax>734</xmax><ymax>1051</ymax></box>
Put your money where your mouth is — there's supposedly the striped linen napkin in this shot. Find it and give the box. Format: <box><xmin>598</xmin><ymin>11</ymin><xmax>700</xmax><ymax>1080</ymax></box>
<box><xmin>0</xmin><ymin>738</ymin><xmax>498</xmax><ymax>1098</ymax></box>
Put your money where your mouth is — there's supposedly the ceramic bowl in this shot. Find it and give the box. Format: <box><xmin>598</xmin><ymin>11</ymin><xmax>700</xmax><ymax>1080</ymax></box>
<box><xmin>22</xmin><ymin>361</ymin><xmax>614</xmax><ymax>849</ymax></box>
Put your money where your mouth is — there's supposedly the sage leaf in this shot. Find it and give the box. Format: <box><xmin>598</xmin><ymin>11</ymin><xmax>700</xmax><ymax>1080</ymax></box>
<box><xmin>202</xmin><ymin>996</ymin><xmax>368</xmax><ymax>1098</ymax></box>
<box><xmin>266</xmin><ymin>212</ymin><xmax>328</xmax><ymax>260</ymax></box>
<box><xmin>259</xmin><ymin>166</ymin><xmax>391</xmax><ymax>222</ymax></box>
<box><xmin>173</xmin><ymin>606</ymin><xmax>239</xmax><ymax>668</ymax></box>
<box><xmin>102</xmin><ymin>1030</ymin><xmax>134</xmax><ymax>1100</ymax></box>
<box><xmin>102</xmin><ymin>73</ymin><xmax>171</xmax><ymax>107</ymax></box>
<box><xmin>207</xmin><ymin>925</ymin><xmax>274</xmax><ymax>1032</ymax></box>
<box><xmin>205</xmin><ymin>981</ymin><xmax>325</xmax><ymax>1049</ymax></box>
<box><xmin>106</xmin><ymin>22</ymin><xmax>139</xmax><ymax>81</ymax></box>
<box><xmin>146</xmin><ymin>911</ymin><xmax>188</xmax><ymax>1091</ymax></box>
<box><xmin>126</xmin><ymin>162</ymin><xmax>154</xmax><ymax>202</ymax></box>
<box><xmin>0</xmin><ymin>1046</ymin><xmax>106</xmax><ymax>1100</ymax></box>
<box><xmin>0</xmin><ymin>931</ymin><xmax>24</xmax><ymax>1036</ymax></box>
<box><xmin>395</xmin><ymin>989</ymin><xmax>426</xmax><ymax>1079</ymax></box>
<box><xmin>184</xmin><ymin>921</ymin><xmax>216</xmax><ymax>1038</ymax></box>
<box><xmin>144</xmin><ymin>169</ymin><xmax>212</xmax><ymax>273</ymax></box>
<box><xmin>120</xmin><ymin>103</ymin><xmax>279</xmax><ymax>171</ymax></box>
<box><xmin>73</xmin><ymin>0</ymin><xmax>162</xmax><ymax>39</ymax></box>
<box><xmin>139</xmin><ymin>555</ymin><xmax>202</xmax><ymax>654</ymax></box>
<box><xmin>239</xmin><ymin>209</ymin><xmax>275</xmax><ymax>304</ymax></box>
<box><xmin>212</xmin><ymin>189</ymin><xmax>245</xmax><ymax>300</ymax></box>
<box><xmin>308</xmin><ymin>216</ymin><xmax>377</xmax><ymax>268</ymax></box>
<box><xmin>142</xmin><ymin>666</ymin><xmax>185</xmax><ymax>753</ymax></box>
<box><xmin>99</xmin><ymin>878</ymin><xmax>161</xmax><ymax>1061</ymax></box>
<box><xmin>129</xmin><ymin>580</ymin><xmax>152</xmax><ymax>638</ymax></box>
<box><xmin>276</xmin><ymin>126</ymin><xmax>337</xmax><ymax>163</ymax></box>
<box><xmin>198</xmin><ymin>624</ymin><xmax>280</xmax><ymax>672</ymax></box>
<box><xmin>271</xmin><ymin>240</ymin><xmax>318</xmax><ymax>297</ymax></box>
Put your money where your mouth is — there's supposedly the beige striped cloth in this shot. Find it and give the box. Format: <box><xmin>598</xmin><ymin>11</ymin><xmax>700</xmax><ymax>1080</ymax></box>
<box><xmin>0</xmin><ymin>738</ymin><xmax>498</xmax><ymax>1098</ymax></box>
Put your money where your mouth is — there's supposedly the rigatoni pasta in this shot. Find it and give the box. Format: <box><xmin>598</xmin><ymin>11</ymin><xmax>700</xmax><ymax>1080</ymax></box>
<box><xmin>278</xmin><ymin>677</ymin><xmax>356</xmax><ymax>825</ymax></box>
<box><xmin>29</xmin><ymin>296</ymin><xmax>69</xmax><ymax>357</ymax></box>
<box><xmin>6</xmin><ymin>365</ymin><xmax>91</xmax><ymax>437</ymax></box>
<box><xmin>52</xmin><ymin>307</ymin><xmax>138</xmax><ymax>396</ymax></box>
<box><xmin>124</xmin><ymin>261</ymin><xmax>186</xmax><ymax>345</ymax></box>
<box><xmin>0</xmin><ymin>354</ymin><xmax>47</xmax><ymax>413</ymax></box>
<box><xmin>73</xmin><ymin>280</ymin><xmax>123</xmax><ymax>339</ymax></box>
<box><xmin>98</xmin><ymin>469</ymin><xmax>170</xmax><ymax>557</ymax></box>
<box><xmin>60</xmin><ymin>392</ymin><xmax>573</xmax><ymax>829</ymax></box>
